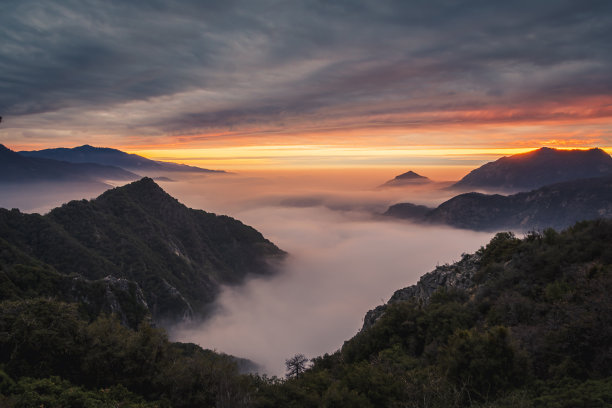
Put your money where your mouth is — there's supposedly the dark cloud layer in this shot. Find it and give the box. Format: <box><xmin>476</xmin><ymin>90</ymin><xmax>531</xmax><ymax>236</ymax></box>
<box><xmin>1</xmin><ymin>0</ymin><xmax>611</xmax><ymax>140</ymax></box>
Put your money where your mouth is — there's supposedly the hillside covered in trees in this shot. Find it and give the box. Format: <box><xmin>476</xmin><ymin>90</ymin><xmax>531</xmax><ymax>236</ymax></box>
<box><xmin>0</xmin><ymin>177</ymin><xmax>285</xmax><ymax>326</ymax></box>
<box><xmin>1</xmin><ymin>219</ymin><xmax>611</xmax><ymax>406</ymax></box>
<box><xmin>255</xmin><ymin>219</ymin><xmax>612</xmax><ymax>407</ymax></box>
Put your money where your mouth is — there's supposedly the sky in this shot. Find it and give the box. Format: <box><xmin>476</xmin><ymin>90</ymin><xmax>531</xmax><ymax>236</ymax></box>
<box><xmin>1</xmin><ymin>0</ymin><xmax>612</xmax><ymax>170</ymax></box>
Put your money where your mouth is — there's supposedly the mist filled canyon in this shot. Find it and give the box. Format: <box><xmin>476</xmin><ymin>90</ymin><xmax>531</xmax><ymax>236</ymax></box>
<box><xmin>0</xmin><ymin>169</ymin><xmax>493</xmax><ymax>375</ymax></box>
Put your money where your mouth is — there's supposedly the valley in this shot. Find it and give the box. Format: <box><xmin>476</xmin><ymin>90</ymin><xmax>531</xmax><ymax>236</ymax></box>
<box><xmin>2</xmin><ymin>1</ymin><xmax>611</xmax><ymax>404</ymax></box>
<box><xmin>1</xmin><ymin>148</ymin><xmax>611</xmax><ymax>406</ymax></box>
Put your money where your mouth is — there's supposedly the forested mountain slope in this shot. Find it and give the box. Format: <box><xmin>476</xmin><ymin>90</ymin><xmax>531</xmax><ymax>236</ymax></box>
<box><xmin>2</xmin><ymin>189</ymin><xmax>611</xmax><ymax>406</ymax></box>
<box><xmin>0</xmin><ymin>177</ymin><xmax>284</xmax><ymax>325</ymax></box>
<box><xmin>256</xmin><ymin>219</ymin><xmax>612</xmax><ymax>407</ymax></box>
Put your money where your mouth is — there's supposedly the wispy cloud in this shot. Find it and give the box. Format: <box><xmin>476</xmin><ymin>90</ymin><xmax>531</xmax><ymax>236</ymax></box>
<box><xmin>1</xmin><ymin>0</ymin><xmax>611</xmax><ymax>152</ymax></box>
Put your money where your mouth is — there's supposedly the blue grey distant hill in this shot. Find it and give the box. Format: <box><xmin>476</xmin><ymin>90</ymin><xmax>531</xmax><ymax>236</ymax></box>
<box><xmin>0</xmin><ymin>144</ymin><xmax>138</xmax><ymax>183</ymax></box>
<box><xmin>20</xmin><ymin>144</ymin><xmax>225</xmax><ymax>174</ymax></box>
<box><xmin>386</xmin><ymin>175</ymin><xmax>612</xmax><ymax>231</ymax></box>
<box><xmin>452</xmin><ymin>147</ymin><xmax>612</xmax><ymax>191</ymax></box>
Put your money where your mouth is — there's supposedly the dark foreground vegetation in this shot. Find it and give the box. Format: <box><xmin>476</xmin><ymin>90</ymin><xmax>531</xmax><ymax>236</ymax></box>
<box><xmin>2</xmin><ymin>219</ymin><xmax>612</xmax><ymax>406</ymax></box>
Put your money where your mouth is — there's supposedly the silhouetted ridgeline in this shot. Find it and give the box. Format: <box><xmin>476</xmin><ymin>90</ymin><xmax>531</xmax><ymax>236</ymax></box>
<box><xmin>0</xmin><ymin>177</ymin><xmax>285</xmax><ymax>326</ymax></box>
<box><xmin>386</xmin><ymin>175</ymin><xmax>612</xmax><ymax>231</ymax></box>
<box><xmin>20</xmin><ymin>144</ymin><xmax>225</xmax><ymax>174</ymax></box>
<box><xmin>452</xmin><ymin>147</ymin><xmax>612</xmax><ymax>192</ymax></box>
<box><xmin>0</xmin><ymin>143</ymin><xmax>138</xmax><ymax>183</ymax></box>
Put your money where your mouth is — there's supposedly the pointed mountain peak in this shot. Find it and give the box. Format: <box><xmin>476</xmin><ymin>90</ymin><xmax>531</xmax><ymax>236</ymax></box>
<box><xmin>98</xmin><ymin>177</ymin><xmax>177</xmax><ymax>206</ymax></box>
<box><xmin>130</xmin><ymin>176</ymin><xmax>157</xmax><ymax>186</ymax></box>
<box><xmin>380</xmin><ymin>170</ymin><xmax>431</xmax><ymax>187</ymax></box>
<box><xmin>394</xmin><ymin>170</ymin><xmax>428</xmax><ymax>180</ymax></box>
<box><xmin>119</xmin><ymin>177</ymin><xmax>166</xmax><ymax>195</ymax></box>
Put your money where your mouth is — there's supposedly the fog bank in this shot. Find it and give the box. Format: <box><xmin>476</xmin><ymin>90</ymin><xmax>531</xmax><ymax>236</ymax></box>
<box><xmin>1</xmin><ymin>169</ymin><xmax>493</xmax><ymax>376</ymax></box>
<box><xmin>167</xmin><ymin>171</ymin><xmax>493</xmax><ymax>376</ymax></box>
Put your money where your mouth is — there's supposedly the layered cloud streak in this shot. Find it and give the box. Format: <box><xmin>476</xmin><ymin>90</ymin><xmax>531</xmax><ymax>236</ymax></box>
<box><xmin>2</xmin><ymin>0</ymin><xmax>612</xmax><ymax>150</ymax></box>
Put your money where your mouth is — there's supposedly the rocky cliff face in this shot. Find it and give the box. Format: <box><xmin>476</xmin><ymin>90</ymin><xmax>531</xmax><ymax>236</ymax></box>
<box><xmin>69</xmin><ymin>275</ymin><xmax>151</xmax><ymax>327</ymax></box>
<box><xmin>363</xmin><ymin>253</ymin><xmax>481</xmax><ymax>330</ymax></box>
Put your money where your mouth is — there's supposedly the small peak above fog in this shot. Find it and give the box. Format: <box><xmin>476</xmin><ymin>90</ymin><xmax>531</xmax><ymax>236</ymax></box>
<box><xmin>380</xmin><ymin>170</ymin><xmax>431</xmax><ymax>188</ymax></box>
<box><xmin>395</xmin><ymin>170</ymin><xmax>429</xmax><ymax>180</ymax></box>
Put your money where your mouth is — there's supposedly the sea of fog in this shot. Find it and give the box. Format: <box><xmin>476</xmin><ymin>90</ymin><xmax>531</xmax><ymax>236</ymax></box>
<box><xmin>162</xmin><ymin>170</ymin><xmax>493</xmax><ymax>376</ymax></box>
<box><xmin>0</xmin><ymin>169</ymin><xmax>493</xmax><ymax>376</ymax></box>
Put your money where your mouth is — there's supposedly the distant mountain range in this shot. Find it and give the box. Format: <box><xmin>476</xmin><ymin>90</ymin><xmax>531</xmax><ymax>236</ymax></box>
<box><xmin>20</xmin><ymin>144</ymin><xmax>224</xmax><ymax>174</ymax></box>
<box><xmin>452</xmin><ymin>147</ymin><xmax>612</xmax><ymax>192</ymax></box>
<box><xmin>0</xmin><ymin>144</ymin><xmax>139</xmax><ymax>183</ymax></box>
<box><xmin>385</xmin><ymin>175</ymin><xmax>612</xmax><ymax>231</ymax></box>
<box><xmin>0</xmin><ymin>143</ymin><xmax>225</xmax><ymax>184</ymax></box>
<box><xmin>0</xmin><ymin>178</ymin><xmax>284</xmax><ymax>326</ymax></box>
<box><xmin>379</xmin><ymin>170</ymin><xmax>431</xmax><ymax>187</ymax></box>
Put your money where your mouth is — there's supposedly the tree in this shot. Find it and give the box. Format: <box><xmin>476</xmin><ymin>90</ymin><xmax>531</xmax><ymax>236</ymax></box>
<box><xmin>285</xmin><ymin>354</ymin><xmax>309</xmax><ymax>379</ymax></box>
<box><xmin>440</xmin><ymin>326</ymin><xmax>527</xmax><ymax>402</ymax></box>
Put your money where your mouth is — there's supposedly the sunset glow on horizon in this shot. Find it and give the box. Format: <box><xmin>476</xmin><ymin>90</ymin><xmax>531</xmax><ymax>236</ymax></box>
<box><xmin>1</xmin><ymin>1</ymin><xmax>612</xmax><ymax>172</ymax></box>
<box><xmin>128</xmin><ymin>145</ymin><xmax>612</xmax><ymax>174</ymax></box>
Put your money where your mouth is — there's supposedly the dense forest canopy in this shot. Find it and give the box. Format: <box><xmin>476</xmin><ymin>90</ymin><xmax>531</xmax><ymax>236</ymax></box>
<box><xmin>1</xmin><ymin>219</ymin><xmax>612</xmax><ymax>406</ymax></box>
<box><xmin>0</xmin><ymin>178</ymin><xmax>285</xmax><ymax>327</ymax></box>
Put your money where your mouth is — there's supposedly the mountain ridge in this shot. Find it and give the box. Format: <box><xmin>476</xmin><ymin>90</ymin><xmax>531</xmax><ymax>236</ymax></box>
<box><xmin>451</xmin><ymin>147</ymin><xmax>612</xmax><ymax>192</ymax></box>
<box><xmin>0</xmin><ymin>177</ymin><xmax>285</xmax><ymax>326</ymax></box>
<box><xmin>0</xmin><ymin>143</ymin><xmax>139</xmax><ymax>183</ymax></box>
<box><xmin>385</xmin><ymin>175</ymin><xmax>612</xmax><ymax>231</ymax></box>
<box><xmin>20</xmin><ymin>144</ymin><xmax>225</xmax><ymax>174</ymax></box>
